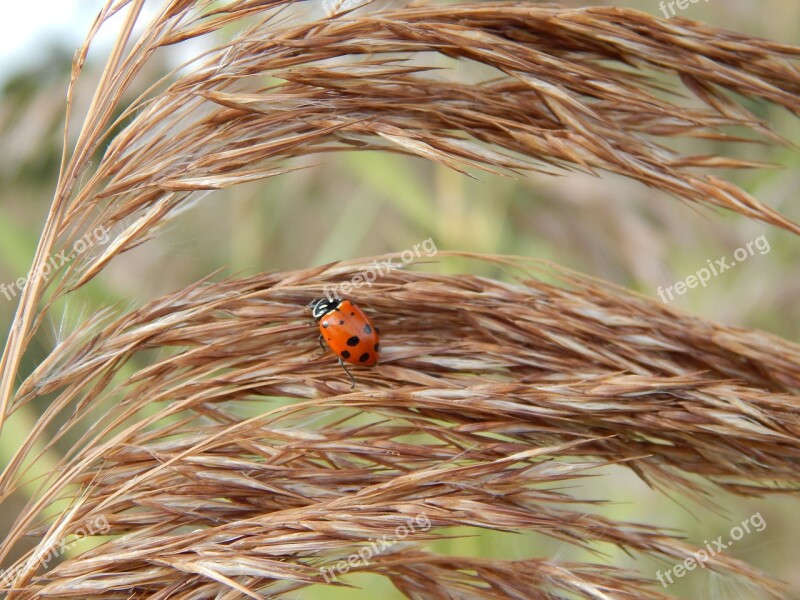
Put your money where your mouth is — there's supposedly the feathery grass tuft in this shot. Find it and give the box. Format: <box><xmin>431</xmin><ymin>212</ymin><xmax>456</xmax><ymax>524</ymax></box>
<box><xmin>2</xmin><ymin>253</ymin><xmax>799</xmax><ymax>597</ymax></box>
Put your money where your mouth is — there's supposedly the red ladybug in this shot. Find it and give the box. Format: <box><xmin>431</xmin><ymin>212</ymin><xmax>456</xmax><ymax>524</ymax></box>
<box><xmin>311</xmin><ymin>298</ymin><xmax>380</xmax><ymax>389</ymax></box>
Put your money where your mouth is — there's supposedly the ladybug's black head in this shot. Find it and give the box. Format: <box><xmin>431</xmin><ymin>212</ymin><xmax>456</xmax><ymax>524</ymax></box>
<box><xmin>310</xmin><ymin>297</ymin><xmax>341</xmax><ymax>321</ymax></box>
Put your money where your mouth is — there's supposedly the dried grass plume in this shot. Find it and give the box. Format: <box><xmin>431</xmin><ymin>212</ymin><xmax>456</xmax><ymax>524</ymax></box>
<box><xmin>1</xmin><ymin>1</ymin><xmax>800</xmax><ymax>598</ymax></box>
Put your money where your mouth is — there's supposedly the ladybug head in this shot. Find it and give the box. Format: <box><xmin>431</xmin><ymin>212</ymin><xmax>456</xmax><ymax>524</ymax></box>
<box><xmin>310</xmin><ymin>297</ymin><xmax>341</xmax><ymax>321</ymax></box>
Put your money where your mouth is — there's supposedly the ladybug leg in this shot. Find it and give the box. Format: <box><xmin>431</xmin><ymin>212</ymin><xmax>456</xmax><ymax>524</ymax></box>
<box><xmin>338</xmin><ymin>358</ymin><xmax>356</xmax><ymax>390</ymax></box>
<box><xmin>317</xmin><ymin>334</ymin><xmax>327</xmax><ymax>355</ymax></box>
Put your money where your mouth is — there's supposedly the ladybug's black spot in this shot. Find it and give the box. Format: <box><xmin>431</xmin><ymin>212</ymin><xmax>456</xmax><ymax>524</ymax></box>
<box><xmin>374</xmin><ymin>343</ymin><xmax>380</xmax><ymax>352</ymax></box>
<box><xmin>346</xmin><ymin>335</ymin><xmax>360</xmax><ymax>347</ymax></box>
<box><xmin>350</xmin><ymin>312</ymin><xmax>355</xmax><ymax>316</ymax></box>
<box><xmin>322</xmin><ymin>321</ymin><xmax>329</xmax><ymax>328</ymax></box>
<box><xmin>339</xmin><ymin>320</ymin><xmax>344</xmax><ymax>325</ymax></box>
<box><xmin>363</xmin><ymin>324</ymin><xmax>372</xmax><ymax>334</ymax></box>
<box><xmin>359</xmin><ymin>352</ymin><xmax>371</xmax><ymax>363</ymax></box>
<box><xmin>340</xmin><ymin>350</ymin><xmax>351</xmax><ymax>359</ymax></box>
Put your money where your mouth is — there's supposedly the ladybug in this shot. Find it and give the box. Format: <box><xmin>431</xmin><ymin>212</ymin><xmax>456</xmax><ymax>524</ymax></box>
<box><xmin>311</xmin><ymin>298</ymin><xmax>380</xmax><ymax>389</ymax></box>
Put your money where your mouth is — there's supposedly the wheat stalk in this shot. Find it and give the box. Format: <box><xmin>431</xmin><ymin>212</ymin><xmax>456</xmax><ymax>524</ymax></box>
<box><xmin>2</xmin><ymin>1</ymin><xmax>800</xmax><ymax>598</ymax></box>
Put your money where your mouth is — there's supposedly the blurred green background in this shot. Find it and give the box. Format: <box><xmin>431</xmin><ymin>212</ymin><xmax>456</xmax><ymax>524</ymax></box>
<box><xmin>1</xmin><ymin>0</ymin><xmax>799</xmax><ymax>598</ymax></box>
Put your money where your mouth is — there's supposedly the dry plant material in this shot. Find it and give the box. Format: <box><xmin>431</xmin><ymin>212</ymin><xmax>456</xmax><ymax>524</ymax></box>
<box><xmin>1</xmin><ymin>254</ymin><xmax>798</xmax><ymax>598</ymax></box>
<box><xmin>2</xmin><ymin>1</ymin><xmax>800</xmax><ymax>598</ymax></box>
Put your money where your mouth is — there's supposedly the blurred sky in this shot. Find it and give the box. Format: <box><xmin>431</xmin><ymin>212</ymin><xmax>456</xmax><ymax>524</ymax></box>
<box><xmin>0</xmin><ymin>1</ymin><xmax>89</xmax><ymax>79</ymax></box>
<box><xmin>0</xmin><ymin>2</ymin><xmax>219</xmax><ymax>86</ymax></box>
